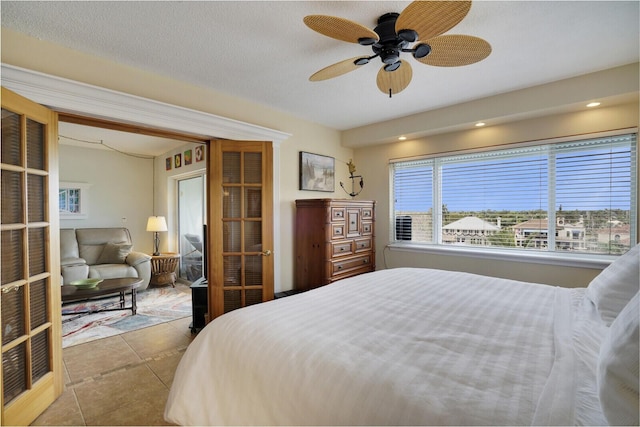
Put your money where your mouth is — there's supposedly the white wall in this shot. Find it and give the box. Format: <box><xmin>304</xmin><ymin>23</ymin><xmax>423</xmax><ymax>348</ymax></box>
<box><xmin>58</xmin><ymin>144</ymin><xmax>154</xmax><ymax>254</ymax></box>
<box><xmin>353</xmin><ymin>101</ymin><xmax>640</xmax><ymax>288</ymax></box>
<box><xmin>4</xmin><ymin>29</ymin><xmax>637</xmax><ymax>290</ymax></box>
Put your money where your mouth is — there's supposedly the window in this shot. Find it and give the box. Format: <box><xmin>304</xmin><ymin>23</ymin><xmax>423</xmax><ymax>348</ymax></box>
<box><xmin>59</xmin><ymin>181</ymin><xmax>91</xmax><ymax>219</ymax></box>
<box><xmin>391</xmin><ymin>133</ymin><xmax>637</xmax><ymax>255</ymax></box>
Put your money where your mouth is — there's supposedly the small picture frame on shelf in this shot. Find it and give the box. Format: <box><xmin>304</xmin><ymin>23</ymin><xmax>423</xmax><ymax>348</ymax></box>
<box><xmin>299</xmin><ymin>151</ymin><xmax>335</xmax><ymax>192</ymax></box>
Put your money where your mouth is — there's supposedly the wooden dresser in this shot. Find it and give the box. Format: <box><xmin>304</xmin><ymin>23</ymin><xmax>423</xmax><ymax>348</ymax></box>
<box><xmin>295</xmin><ymin>199</ymin><xmax>375</xmax><ymax>291</ymax></box>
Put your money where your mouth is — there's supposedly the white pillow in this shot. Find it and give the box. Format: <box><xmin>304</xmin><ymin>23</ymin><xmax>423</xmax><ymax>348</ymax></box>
<box><xmin>586</xmin><ymin>244</ymin><xmax>640</xmax><ymax>326</ymax></box>
<box><xmin>597</xmin><ymin>291</ymin><xmax>639</xmax><ymax>426</ymax></box>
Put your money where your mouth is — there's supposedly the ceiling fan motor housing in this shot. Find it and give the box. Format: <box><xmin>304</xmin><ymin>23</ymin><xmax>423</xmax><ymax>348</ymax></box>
<box><xmin>372</xmin><ymin>13</ymin><xmax>409</xmax><ymax>66</ymax></box>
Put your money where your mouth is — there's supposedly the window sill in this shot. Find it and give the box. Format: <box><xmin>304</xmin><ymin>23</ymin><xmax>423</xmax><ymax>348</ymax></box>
<box><xmin>387</xmin><ymin>243</ymin><xmax>616</xmax><ymax>270</ymax></box>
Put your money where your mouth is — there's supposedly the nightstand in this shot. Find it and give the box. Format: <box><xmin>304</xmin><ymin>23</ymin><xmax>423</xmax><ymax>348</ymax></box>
<box><xmin>149</xmin><ymin>253</ymin><xmax>180</xmax><ymax>287</ymax></box>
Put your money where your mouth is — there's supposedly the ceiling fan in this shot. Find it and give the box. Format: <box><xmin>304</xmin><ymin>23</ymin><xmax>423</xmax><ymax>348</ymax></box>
<box><xmin>304</xmin><ymin>1</ymin><xmax>491</xmax><ymax>97</ymax></box>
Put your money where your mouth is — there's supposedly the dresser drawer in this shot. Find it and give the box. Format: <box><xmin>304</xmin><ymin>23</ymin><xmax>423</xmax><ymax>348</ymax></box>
<box><xmin>331</xmin><ymin>254</ymin><xmax>372</xmax><ymax>277</ymax></box>
<box><xmin>354</xmin><ymin>238</ymin><xmax>372</xmax><ymax>253</ymax></box>
<box><xmin>331</xmin><ymin>207</ymin><xmax>346</xmax><ymax>221</ymax></box>
<box><xmin>361</xmin><ymin>221</ymin><xmax>373</xmax><ymax>236</ymax></box>
<box><xmin>331</xmin><ymin>241</ymin><xmax>353</xmax><ymax>257</ymax></box>
<box><xmin>361</xmin><ymin>207</ymin><xmax>374</xmax><ymax>220</ymax></box>
<box><xmin>331</xmin><ymin>223</ymin><xmax>345</xmax><ymax>239</ymax></box>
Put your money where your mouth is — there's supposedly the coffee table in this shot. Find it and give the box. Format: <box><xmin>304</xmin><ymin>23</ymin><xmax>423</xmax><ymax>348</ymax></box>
<box><xmin>61</xmin><ymin>277</ymin><xmax>143</xmax><ymax>319</ymax></box>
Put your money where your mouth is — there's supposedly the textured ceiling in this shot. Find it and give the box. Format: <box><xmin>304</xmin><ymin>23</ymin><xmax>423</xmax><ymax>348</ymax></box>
<box><xmin>2</xmin><ymin>1</ymin><xmax>639</xmax><ymax>146</ymax></box>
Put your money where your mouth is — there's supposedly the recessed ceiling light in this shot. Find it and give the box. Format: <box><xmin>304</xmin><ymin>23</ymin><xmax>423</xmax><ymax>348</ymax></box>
<box><xmin>475</xmin><ymin>122</ymin><xmax>486</xmax><ymax>127</ymax></box>
<box><xmin>398</xmin><ymin>136</ymin><xmax>407</xmax><ymax>140</ymax></box>
<box><xmin>586</xmin><ymin>102</ymin><xmax>601</xmax><ymax>108</ymax></box>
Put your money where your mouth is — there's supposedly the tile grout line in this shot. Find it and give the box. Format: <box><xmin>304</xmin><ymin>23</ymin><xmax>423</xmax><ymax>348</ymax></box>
<box><xmin>65</xmin><ymin>345</ymin><xmax>189</xmax><ymax>388</ymax></box>
<box><xmin>71</xmin><ymin>387</ymin><xmax>88</xmax><ymax>426</ymax></box>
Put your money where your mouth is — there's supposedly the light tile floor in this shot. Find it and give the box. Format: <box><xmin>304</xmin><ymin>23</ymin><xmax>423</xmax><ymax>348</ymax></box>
<box><xmin>32</xmin><ymin>316</ymin><xmax>195</xmax><ymax>426</ymax></box>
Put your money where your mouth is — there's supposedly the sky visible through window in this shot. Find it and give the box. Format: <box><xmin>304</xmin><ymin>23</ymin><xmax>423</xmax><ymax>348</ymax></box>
<box><xmin>396</xmin><ymin>146</ymin><xmax>632</xmax><ymax>213</ymax></box>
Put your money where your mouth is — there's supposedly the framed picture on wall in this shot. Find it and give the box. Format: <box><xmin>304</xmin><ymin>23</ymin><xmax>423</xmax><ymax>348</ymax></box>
<box><xmin>59</xmin><ymin>181</ymin><xmax>91</xmax><ymax>219</ymax></box>
<box><xmin>184</xmin><ymin>149</ymin><xmax>192</xmax><ymax>165</ymax></box>
<box><xmin>175</xmin><ymin>153</ymin><xmax>182</xmax><ymax>169</ymax></box>
<box><xmin>166</xmin><ymin>157</ymin><xmax>172</xmax><ymax>171</ymax></box>
<box><xmin>195</xmin><ymin>145</ymin><xmax>205</xmax><ymax>162</ymax></box>
<box><xmin>299</xmin><ymin>151</ymin><xmax>335</xmax><ymax>192</ymax></box>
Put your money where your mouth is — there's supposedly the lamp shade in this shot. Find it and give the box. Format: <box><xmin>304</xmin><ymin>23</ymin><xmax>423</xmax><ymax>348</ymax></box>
<box><xmin>146</xmin><ymin>216</ymin><xmax>168</xmax><ymax>232</ymax></box>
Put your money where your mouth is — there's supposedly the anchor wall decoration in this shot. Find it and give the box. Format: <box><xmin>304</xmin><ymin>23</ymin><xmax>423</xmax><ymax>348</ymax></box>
<box><xmin>340</xmin><ymin>159</ymin><xmax>364</xmax><ymax>198</ymax></box>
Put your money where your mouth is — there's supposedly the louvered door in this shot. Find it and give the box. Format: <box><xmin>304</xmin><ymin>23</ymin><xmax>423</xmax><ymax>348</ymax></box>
<box><xmin>208</xmin><ymin>140</ymin><xmax>274</xmax><ymax>319</ymax></box>
<box><xmin>1</xmin><ymin>88</ymin><xmax>62</xmax><ymax>425</ymax></box>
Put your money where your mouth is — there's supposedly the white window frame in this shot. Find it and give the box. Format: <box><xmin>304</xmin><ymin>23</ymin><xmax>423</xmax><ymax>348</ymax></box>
<box><xmin>388</xmin><ymin>130</ymin><xmax>638</xmax><ymax>268</ymax></box>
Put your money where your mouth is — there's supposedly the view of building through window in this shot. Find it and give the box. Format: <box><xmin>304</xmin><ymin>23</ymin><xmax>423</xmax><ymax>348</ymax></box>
<box><xmin>392</xmin><ymin>133</ymin><xmax>637</xmax><ymax>255</ymax></box>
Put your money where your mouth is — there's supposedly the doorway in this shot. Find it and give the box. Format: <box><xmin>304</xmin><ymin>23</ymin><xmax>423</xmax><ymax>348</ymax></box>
<box><xmin>177</xmin><ymin>173</ymin><xmax>206</xmax><ymax>282</ymax></box>
<box><xmin>2</xmin><ymin>67</ymin><xmax>285</xmax><ymax>423</ymax></box>
<box><xmin>3</xmin><ymin>64</ymin><xmax>288</xmax><ymax>293</ymax></box>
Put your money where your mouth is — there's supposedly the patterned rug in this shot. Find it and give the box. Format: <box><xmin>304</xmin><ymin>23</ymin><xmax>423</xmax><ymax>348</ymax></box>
<box><xmin>62</xmin><ymin>282</ymin><xmax>192</xmax><ymax>348</ymax></box>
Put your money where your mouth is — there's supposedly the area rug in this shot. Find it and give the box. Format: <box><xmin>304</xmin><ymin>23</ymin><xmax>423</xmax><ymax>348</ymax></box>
<box><xmin>62</xmin><ymin>282</ymin><xmax>192</xmax><ymax>348</ymax></box>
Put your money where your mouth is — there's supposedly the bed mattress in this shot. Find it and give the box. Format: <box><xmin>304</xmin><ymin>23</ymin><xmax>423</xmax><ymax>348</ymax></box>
<box><xmin>165</xmin><ymin>267</ymin><xmax>608</xmax><ymax>425</ymax></box>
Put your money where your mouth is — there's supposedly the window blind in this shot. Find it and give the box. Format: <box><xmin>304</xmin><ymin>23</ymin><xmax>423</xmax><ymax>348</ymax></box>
<box><xmin>391</xmin><ymin>133</ymin><xmax>637</xmax><ymax>255</ymax></box>
<box><xmin>393</xmin><ymin>161</ymin><xmax>433</xmax><ymax>242</ymax></box>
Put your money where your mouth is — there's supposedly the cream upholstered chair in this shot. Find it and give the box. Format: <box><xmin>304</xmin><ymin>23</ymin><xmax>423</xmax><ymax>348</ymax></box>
<box><xmin>60</xmin><ymin>228</ymin><xmax>152</xmax><ymax>290</ymax></box>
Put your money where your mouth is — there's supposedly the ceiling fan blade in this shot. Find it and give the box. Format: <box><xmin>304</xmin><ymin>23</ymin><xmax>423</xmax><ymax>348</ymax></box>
<box><xmin>416</xmin><ymin>35</ymin><xmax>491</xmax><ymax>67</ymax></box>
<box><xmin>376</xmin><ymin>60</ymin><xmax>413</xmax><ymax>97</ymax></box>
<box><xmin>304</xmin><ymin>15</ymin><xmax>379</xmax><ymax>44</ymax></box>
<box><xmin>309</xmin><ymin>56</ymin><xmax>369</xmax><ymax>81</ymax></box>
<box><xmin>396</xmin><ymin>1</ymin><xmax>471</xmax><ymax>41</ymax></box>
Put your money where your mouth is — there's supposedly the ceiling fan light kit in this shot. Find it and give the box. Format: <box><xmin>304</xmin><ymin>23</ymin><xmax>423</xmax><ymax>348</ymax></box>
<box><xmin>304</xmin><ymin>0</ymin><xmax>491</xmax><ymax>97</ymax></box>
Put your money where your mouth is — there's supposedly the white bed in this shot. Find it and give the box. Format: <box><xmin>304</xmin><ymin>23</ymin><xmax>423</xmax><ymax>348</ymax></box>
<box><xmin>165</xmin><ymin>245</ymin><xmax>639</xmax><ymax>426</ymax></box>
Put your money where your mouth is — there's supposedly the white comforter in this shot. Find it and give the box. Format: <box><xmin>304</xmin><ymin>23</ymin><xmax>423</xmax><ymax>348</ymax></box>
<box><xmin>165</xmin><ymin>268</ymin><xmax>607</xmax><ymax>425</ymax></box>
